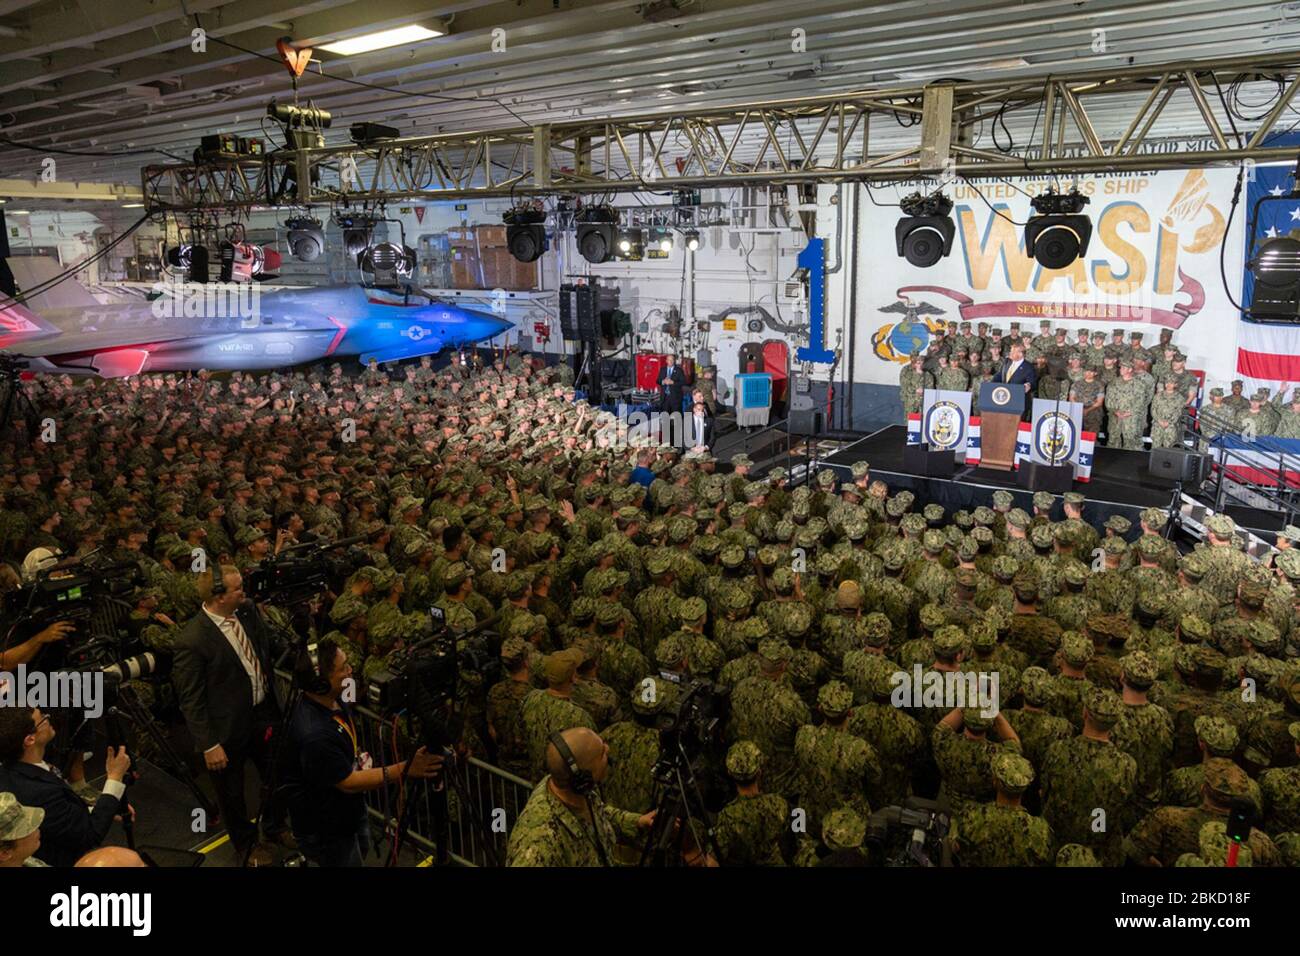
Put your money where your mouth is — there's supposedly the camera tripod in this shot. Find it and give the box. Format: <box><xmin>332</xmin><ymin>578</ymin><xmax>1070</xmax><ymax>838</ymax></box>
<box><xmin>0</xmin><ymin>354</ymin><xmax>39</xmax><ymax>443</ymax></box>
<box><xmin>638</xmin><ymin>745</ymin><xmax>722</xmax><ymax>867</ymax></box>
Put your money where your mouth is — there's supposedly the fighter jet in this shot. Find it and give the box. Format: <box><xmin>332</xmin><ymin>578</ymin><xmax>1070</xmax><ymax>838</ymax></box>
<box><xmin>0</xmin><ymin>275</ymin><xmax>513</xmax><ymax>377</ymax></box>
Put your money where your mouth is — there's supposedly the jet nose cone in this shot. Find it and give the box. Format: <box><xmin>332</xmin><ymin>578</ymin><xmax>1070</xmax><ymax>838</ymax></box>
<box><xmin>477</xmin><ymin>314</ymin><xmax>513</xmax><ymax>340</ymax></box>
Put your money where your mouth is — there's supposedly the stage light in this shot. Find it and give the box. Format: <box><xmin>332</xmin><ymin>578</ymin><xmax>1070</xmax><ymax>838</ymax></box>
<box><xmin>1025</xmin><ymin>188</ymin><xmax>1091</xmax><ymax>270</ymax></box>
<box><xmin>682</xmin><ymin>229</ymin><xmax>701</xmax><ymax>251</ymax></box>
<box><xmin>1247</xmin><ymin>236</ymin><xmax>1300</xmax><ymax>320</ymax></box>
<box><xmin>895</xmin><ymin>192</ymin><xmax>954</xmax><ymax>268</ymax></box>
<box><xmin>359</xmin><ymin>241</ymin><xmax>416</xmax><ymax>286</ymax></box>
<box><xmin>649</xmin><ymin>227</ymin><xmax>673</xmax><ymax>253</ymax></box>
<box><xmin>285</xmin><ymin>217</ymin><xmax>325</xmax><ymax>261</ymax></box>
<box><xmin>616</xmin><ymin>227</ymin><xmax>643</xmax><ymax>258</ymax></box>
<box><xmin>576</xmin><ymin>206</ymin><xmax>619</xmax><ymax>263</ymax></box>
<box><xmin>504</xmin><ymin>208</ymin><xmax>547</xmax><ymax>263</ymax></box>
<box><xmin>337</xmin><ymin>215</ymin><xmax>375</xmax><ymax>257</ymax></box>
<box><xmin>220</xmin><ymin>241</ymin><xmax>282</xmax><ymax>282</ymax></box>
<box><xmin>319</xmin><ymin>24</ymin><xmax>445</xmax><ymax>57</ymax></box>
<box><xmin>166</xmin><ymin>244</ymin><xmax>192</xmax><ymax>271</ymax></box>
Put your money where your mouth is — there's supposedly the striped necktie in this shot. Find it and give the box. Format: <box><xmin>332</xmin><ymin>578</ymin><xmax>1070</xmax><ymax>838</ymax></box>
<box><xmin>225</xmin><ymin>614</ymin><xmax>266</xmax><ymax>703</ymax></box>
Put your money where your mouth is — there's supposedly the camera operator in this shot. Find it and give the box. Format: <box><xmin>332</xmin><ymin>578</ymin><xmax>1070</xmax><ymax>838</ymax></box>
<box><xmin>282</xmin><ymin>639</ymin><xmax>444</xmax><ymax>866</ymax></box>
<box><xmin>0</xmin><ymin>706</ymin><xmax>131</xmax><ymax>867</ymax></box>
<box><xmin>172</xmin><ymin>564</ymin><xmax>290</xmax><ymax>866</ymax></box>
<box><xmin>506</xmin><ymin>727</ymin><xmax>656</xmax><ymax>866</ymax></box>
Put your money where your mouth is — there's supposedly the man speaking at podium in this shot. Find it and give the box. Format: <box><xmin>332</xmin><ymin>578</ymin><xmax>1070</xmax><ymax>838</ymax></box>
<box><xmin>997</xmin><ymin>342</ymin><xmax>1037</xmax><ymax>416</ymax></box>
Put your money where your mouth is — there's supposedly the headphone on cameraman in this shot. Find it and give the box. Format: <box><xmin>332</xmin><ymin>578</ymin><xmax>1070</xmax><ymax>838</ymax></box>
<box><xmin>298</xmin><ymin>639</ymin><xmax>337</xmax><ymax>696</ymax></box>
<box><xmin>208</xmin><ymin>560</ymin><xmax>227</xmax><ymax>597</ymax></box>
<box><xmin>549</xmin><ymin>731</ymin><xmax>595</xmax><ymax>796</ymax></box>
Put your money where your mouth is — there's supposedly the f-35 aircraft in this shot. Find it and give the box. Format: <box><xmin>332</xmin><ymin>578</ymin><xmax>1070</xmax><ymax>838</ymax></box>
<box><xmin>0</xmin><ymin>272</ymin><xmax>512</xmax><ymax>377</ymax></box>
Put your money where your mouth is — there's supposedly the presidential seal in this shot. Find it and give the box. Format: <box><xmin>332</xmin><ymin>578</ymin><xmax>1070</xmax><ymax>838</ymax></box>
<box><xmin>991</xmin><ymin>386</ymin><xmax>1012</xmax><ymax>407</ymax></box>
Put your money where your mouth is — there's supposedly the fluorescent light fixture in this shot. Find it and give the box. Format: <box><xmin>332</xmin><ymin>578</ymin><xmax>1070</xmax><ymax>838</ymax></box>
<box><xmin>318</xmin><ymin>24</ymin><xmax>443</xmax><ymax>56</ymax></box>
<box><xmin>121</xmin><ymin>202</ymin><xmax>144</xmax><ymax>208</ymax></box>
<box><xmin>8</xmin><ymin>209</ymin><xmax>30</xmax><ymax>214</ymax></box>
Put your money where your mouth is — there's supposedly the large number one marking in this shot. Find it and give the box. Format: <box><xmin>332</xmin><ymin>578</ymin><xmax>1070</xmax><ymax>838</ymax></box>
<box><xmin>796</xmin><ymin>237</ymin><xmax>835</xmax><ymax>364</ymax></box>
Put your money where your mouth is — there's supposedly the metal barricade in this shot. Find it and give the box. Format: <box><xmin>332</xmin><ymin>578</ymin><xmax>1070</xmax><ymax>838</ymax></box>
<box><xmin>272</xmin><ymin>670</ymin><xmax>534</xmax><ymax>866</ymax></box>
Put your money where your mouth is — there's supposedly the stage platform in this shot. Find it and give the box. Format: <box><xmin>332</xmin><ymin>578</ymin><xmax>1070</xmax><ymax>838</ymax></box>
<box><xmin>816</xmin><ymin>425</ymin><xmax>1286</xmax><ymax>537</ymax></box>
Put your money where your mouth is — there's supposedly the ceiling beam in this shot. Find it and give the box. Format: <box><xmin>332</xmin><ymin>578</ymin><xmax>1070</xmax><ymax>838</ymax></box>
<box><xmin>0</xmin><ymin>177</ymin><xmax>143</xmax><ymax>200</ymax></box>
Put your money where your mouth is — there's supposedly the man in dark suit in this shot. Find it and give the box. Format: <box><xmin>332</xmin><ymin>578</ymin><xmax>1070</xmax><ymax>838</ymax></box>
<box><xmin>689</xmin><ymin>400</ymin><xmax>714</xmax><ymax>451</ymax></box>
<box><xmin>998</xmin><ymin>342</ymin><xmax>1037</xmax><ymax>418</ymax></box>
<box><xmin>0</xmin><ymin>706</ymin><xmax>131</xmax><ymax>867</ymax></box>
<box><xmin>656</xmin><ymin>351</ymin><xmax>687</xmax><ymax>447</ymax></box>
<box><xmin>172</xmin><ymin>564</ymin><xmax>289</xmax><ymax>865</ymax></box>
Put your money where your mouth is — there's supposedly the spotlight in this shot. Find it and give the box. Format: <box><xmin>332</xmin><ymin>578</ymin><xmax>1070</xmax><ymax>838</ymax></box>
<box><xmin>895</xmin><ymin>192</ymin><xmax>955</xmax><ymax>268</ymax></box>
<box><xmin>359</xmin><ymin>241</ymin><xmax>416</xmax><ymax>286</ymax></box>
<box><xmin>1247</xmin><ymin>237</ymin><xmax>1300</xmax><ymax>320</ymax></box>
<box><xmin>219</xmin><ymin>241</ymin><xmax>282</xmax><ymax>282</ymax></box>
<box><xmin>616</xmin><ymin>227</ymin><xmax>643</xmax><ymax>258</ymax></box>
<box><xmin>166</xmin><ymin>244</ymin><xmax>192</xmax><ymax>271</ymax></box>
<box><xmin>1025</xmin><ymin>189</ymin><xmax>1091</xmax><ymax>270</ymax></box>
<box><xmin>683</xmin><ymin>229</ymin><xmax>701</xmax><ymax>251</ymax></box>
<box><xmin>504</xmin><ymin>208</ymin><xmax>548</xmax><ymax>263</ymax></box>
<box><xmin>576</xmin><ymin>206</ymin><xmax>618</xmax><ymax>263</ymax></box>
<box><xmin>650</xmin><ymin>227</ymin><xmax>673</xmax><ymax>253</ymax></box>
<box><xmin>337</xmin><ymin>214</ymin><xmax>376</xmax><ymax>257</ymax></box>
<box><xmin>285</xmin><ymin>217</ymin><xmax>325</xmax><ymax>261</ymax></box>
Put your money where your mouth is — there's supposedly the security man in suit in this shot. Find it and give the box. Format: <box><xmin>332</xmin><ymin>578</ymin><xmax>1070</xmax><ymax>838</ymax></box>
<box><xmin>171</xmin><ymin>564</ymin><xmax>290</xmax><ymax>865</ymax></box>
<box><xmin>656</xmin><ymin>351</ymin><xmax>688</xmax><ymax>447</ymax></box>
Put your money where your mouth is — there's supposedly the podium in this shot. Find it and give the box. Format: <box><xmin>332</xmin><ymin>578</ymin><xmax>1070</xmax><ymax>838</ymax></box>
<box><xmin>978</xmin><ymin>382</ymin><xmax>1025</xmax><ymax>470</ymax></box>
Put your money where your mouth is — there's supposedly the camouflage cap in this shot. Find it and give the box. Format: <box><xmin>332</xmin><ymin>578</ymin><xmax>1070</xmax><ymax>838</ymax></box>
<box><xmin>962</xmin><ymin>707</ymin><xmax>995</xmax><ymax>732</ymax></box>
<box><xmin>758</xmin><ymin>637</ymin><xmax>793</xmax><ymax>666</ymax></box>
<box><xmin>767</xmin><ymin>467</ymin><xmax>789</xmax><ymax>482</ymax></box>
<box><xmin>818</xmin><ymin>680</ymin><xmax>854</xmax><ymax>717</ymax></box>
<box><xmin>918</xmin><ymin>604</ymin><xmax>947</xmax><ymax>631</ymax></box>
<box><xmin>644</xmin><ymin>550</ymin><xmax>673</xmax><ymax>576</ymax></box>
<box><xmin>822</xmin><ymin>807</ymin><xmax>867</xmax><ymax>852</ymax></box>
<box><xmin>1121</xmin><ymin>650</ymin><xmax>1158</xmax><ymax>689</ymax></box>
<box><xmin>1194</xmin><ymin>715</ymin><xmax>1239</xmax><ymax>756</ymax></box>
<box><xmin>1139</xmin><ymin>507</ymin><xmax>1167</xmax><ymax>530</ymax></box>
<box><xmin>991</xmin><ymin>490</ymin><xmax>1014</xmax><ymax>510</ymax></box>
<box><xmin>816</xmin><ymin>468</ymin><xmax>836</xmax><ymax>488</ymax></box>
<box><xmin>900</xmin><ymin>513</ymin><xmax>927</xmax><ymax>535</ymax></box>
<box><xmin>1135</xmin><ymin>534</ymin><xmax>1165</xmax><ymax>559</ymax></box>
<box><xmin>1198</xmin><ymin>821</ymin><xmax>1252</xmax><ymax>867</ymax></box>
<box><xmin>725</xmin><ymin>740</ymin><xmax>764</xmax><ymax>781</ymax></box>
<box><xmin>1019</xmin><ymin>666</ymin><xmax>1052</xmax><ymax>706</ymax></box>
<box><xmin>235</xmin><ymin>526</ymin><xmax>266</xmax><ymax>546</ymax></box>
<box><xmin>730</xmin><ymin>453</ymin><xmax>753</xmax><ymax>468</ymax></box>
<box><xmin>1032</xmin><ymin>491</ymin><xmax>1055</xmax><ymax>511</ymax></box>
<box><xmin>1204</xmin><ymin>758</ymin><xmax>1254</xmax><ymax>802</ymax></box>
<box><xmin>968</xmin><ymin>620</ymin><xmax>998</xmax><ymax>652</ymax></box>
<box><xmin>504</xmin><ymin>570</ymin><xmax>535</xmax><ymax>599</ymax></box>
<box><xmin>656</xmin><ymin>633</ymin><xmax>689</xmax><ymax>668</ymax></box>
<box><xmin>932</xmin><ymin>625</ymin><xmax>966</xmax><ymax>660</ymax></box>
<box><xmin>0</xmin><ymin>791</ymin><xmax>43</xmax><ymax>842</ymax></box>
<box><xmin>1056</xmin><ymin>844</ymin><xmax>1101</xmax><ymax>867</ymax></box>
<box><xmin>850</xmin><ymin>461</ymin><xmax>870</xmax><ymax>479</ymax></box>
<box><xmin>1205</xmin><ymin>513</ymin><xmax>1237</xmax><ymax>537</ymax></box>
<box><xmin>921</xmin><ymin>529</ymin><xmax>946</xmax><ymax>553</ymax></box>
<box><xmin>1061</xmin><ymin>631</ymin><xmax>1094</xmax><ymax>666</ymax></box>
<box><xmin>1282</xmin><ymin>524</ymin><xmax>1300</xmax><ymax>543</ymax></box>
<box><xmin>922</xmin><ymin>503</ymin><xmax>945</xmax><ymax>523</ymax></box>
<box><xmin>678</xmin><ymin>596</ymin><xmax>708</xmax><ymax>624</ymax></box>
<box><xmin>595</xmin><ymin>601</ymin><xmax>625</xmax><ymax>629</ymax></box>
<box><xmin>507</xmin><ymin>613</ymin><xmax>544</xmax><ymax>641</ymax></box>
<box><xmin>1277</xmin><ymin>550</ymin><xmax>1300</xmax><ymax>581</ymax></box>
<box><xmin>631</xmin><ymin>677</ymin><xmax>668</xmax><ymax>716</ymax></box>
<box><xmin>720</xmin><ymin>545</ymin><xmax>747</xmax><ymax>569</ymax></box>
<box><xmin>1006</xmin><ymin>508</ymin><xmax>1031</xmax><ymax>530</ymax></box>
<box><xmin>1289</xmin><ymin>721</ymin><xmax>1300</xmax><ymax>745</ymax></box>
<box><xmin>1084</xmin><ymin>685</ymin><xmax>1123</xmax><ymax>729</ymax></box>
<box><xmin>991</xmin><ymin>751</ymin><xmax>1034</xmax><ymax>794</ymax></box>
<box><xmin>1103</xmin><ymin>514</ymin><xmax>1132</xmax><ymax>535</ymax></box>
<box><xmin>1101</xmin><ymin>536</ymin><xmax>1127</xmax><ymax>556</ymax></box>
<box><xmin>499</xmin><ymin>636</ymin><xmax>530</xmax><ymax>664</ymax></box>
<box><xmin>833</xmin><ymin>580</ymin><xmax>861</xmax><ymax>610</ymax></box>
<box><xmin>990</xmin><ymin>556</ymin><xmax>1019</xmax><ymax>581</ymax></box>
<box><xmin>443</xmin><ymin>561</ymin><xmax>473</xmax><ymax>590</ymax></box>
<box><xmin>1029</xmin><ymin>524</ymin><xmax>1054</xmax><ymax>549</ymax></box>
<box><xmin>1060</xmin><ymin>560</ymin><xmax>1088</xmax><ymax>586</ymax></box>
<box><xmin>782</xmin><ymin>604</ymin><xmax>813</xmax><ymax>637</ymax></box>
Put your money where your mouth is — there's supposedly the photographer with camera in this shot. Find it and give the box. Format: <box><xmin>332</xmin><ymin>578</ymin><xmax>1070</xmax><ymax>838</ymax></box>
<box><xmin>282</xmin><ymin>638</ymin><xmax>444</xmax><ymax>867</ymax></box>
<box><xmin>0</xmin><ymin>706</ymin><xmax>131</xmax><ymax>867</ymax></box>
<box><xmin>506</xmin><ymin>727</ymin><xmax>656</xmax><ymax>866</ymax></box>
<box><xmin>172</xmin><ymin>564</ymin><xmax>290</xmax><ymax>866</ymax></box>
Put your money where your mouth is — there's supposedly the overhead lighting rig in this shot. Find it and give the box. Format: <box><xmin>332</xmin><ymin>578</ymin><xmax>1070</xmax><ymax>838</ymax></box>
<box><xmin>575</xmin><ymin>205</ymin><xmax>619</xmax><ymax>263</ymax></box>
<box><xmin>895</xmin><ymin>191</ymin><xmax>954</xmax><ymax>268</ymax></box>
<box><xmin>1025</xmin><ymin>188</ymin><xmax>1091</xmax><ymax>269</ymax></box>
<box><xmin>504</xmin><ymin>205</ymin><xmax>548</xmax><ymax>263</ymax></box>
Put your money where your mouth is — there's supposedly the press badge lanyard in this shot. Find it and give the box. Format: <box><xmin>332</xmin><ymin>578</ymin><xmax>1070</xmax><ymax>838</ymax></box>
<box><xmin>333</xmin><ymin>709</ymin><xmax>369</xmax><ymax>769</ymax></box>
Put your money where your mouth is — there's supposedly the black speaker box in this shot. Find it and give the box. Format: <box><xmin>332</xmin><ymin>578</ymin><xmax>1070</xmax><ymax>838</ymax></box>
<box><xmin>1017</xmin><ymin>461</ymin><xmax>1074</xmax><ymax>492</ymax></box>
<box><xmin>1148</xmin><ymin>447</ymin><xmax>1208</xmax><ymax>484</ymax></box>
<box><xmin>789</xmin><ymin>409</ymin><xmax>823</xmax><ymax>435</ymax></box>
<box><xmin>904</xmin><ymin>444</ymin><xmax>956</xmax><ymax>476</ymax></box>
